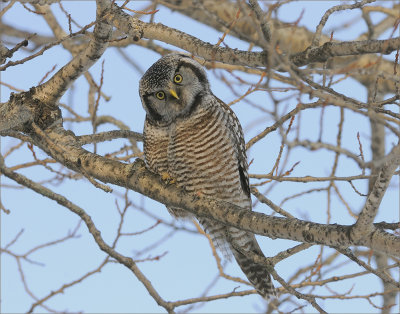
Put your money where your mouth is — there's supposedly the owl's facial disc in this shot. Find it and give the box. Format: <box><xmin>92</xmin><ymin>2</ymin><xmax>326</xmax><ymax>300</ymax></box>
<box><xmin>139</xmin><ymin>54</ymin><xmax>210</xmax><ymax>124</ymax></box>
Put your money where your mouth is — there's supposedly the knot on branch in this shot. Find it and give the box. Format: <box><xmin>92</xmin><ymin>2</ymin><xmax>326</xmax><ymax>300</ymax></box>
<box><xmin>129</xmin><ymin>23</ymin><xmax>143</xmax><ymax>42</ymax></box>
<box><xmin>301</xmin><ymin>229</ymin><xmax>315</xmax><ymax>243</ymax></box>
<box><xmin>306</xmin><ymin>42</ymin><xmax>335</xmax><ymax>63</ymax></box>
<box><xmin>9</xmin><ymin>88</ymin><xmax>62</xmax><ymax>133</ymax></box>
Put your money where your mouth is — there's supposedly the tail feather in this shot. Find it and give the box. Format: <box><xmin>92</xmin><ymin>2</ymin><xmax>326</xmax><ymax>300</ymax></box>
<box><xmin>232</xmin><ymin>247</ymin><xmax>276</xmax><ymax>298</ymax></box>
<box><xmin>198</xmin><ymin>219</ymin><xmax>276</xmax><ymax>298</ymax></box>
<box><xmin>198</xmin><ymin>217</ymin><xmax>232</xmax><ymax>260</ymax></box>
<box><xmin>229</xmin><ymin>227</ymin><xmax>276</xmax><ymax>299</ymax></box>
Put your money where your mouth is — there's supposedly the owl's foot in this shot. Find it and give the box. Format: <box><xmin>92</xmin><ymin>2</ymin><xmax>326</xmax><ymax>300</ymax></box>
<box><xmin>161</xmin><ymin>172</ymin><xmax>176</xmax><ymax>184</ymax></box>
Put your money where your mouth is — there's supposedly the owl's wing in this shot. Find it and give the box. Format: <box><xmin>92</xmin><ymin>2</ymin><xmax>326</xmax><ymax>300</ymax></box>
<box><xmin>216</xmin><ymin>97</ymin><xmax>251</xmax><ymax>201</ymax></box>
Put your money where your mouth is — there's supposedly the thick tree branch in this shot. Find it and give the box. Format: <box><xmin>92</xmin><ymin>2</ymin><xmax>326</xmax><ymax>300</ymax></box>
<box><xmin>291</xmin><ymin>37</ymin><xmax>400</xmax><ymax>67</ymax></box>
<box><xmin>103</xmin><ymin>0</ymin><xmax>400</xmax><ymax>70</ymax></box>
<box><xmin>13</xmin><ymin>121</ymin><xmax>398</xmax><ymax>258</ymax></box>
<box><xmin>103</xmin><ymin>0</ymin><xmax>269</xmax><ymax>67</ymax></box>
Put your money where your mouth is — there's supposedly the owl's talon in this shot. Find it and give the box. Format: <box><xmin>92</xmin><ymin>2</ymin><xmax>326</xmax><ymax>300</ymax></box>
<box><xmin>161</xmin><ymin>172</ymin><xmax>176</xmax><ymax>184</ymax></box>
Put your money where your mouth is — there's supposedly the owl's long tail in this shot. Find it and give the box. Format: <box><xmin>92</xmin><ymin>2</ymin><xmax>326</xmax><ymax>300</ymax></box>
<box><xmin>199</xmin><ymin>218</ymin><xmax>276</xmax><ymax>299</ymax></box>
<box><xmin>228</xmin><ymin>227</ymin><xmax>276</xmax><ymax>299</ymax></box>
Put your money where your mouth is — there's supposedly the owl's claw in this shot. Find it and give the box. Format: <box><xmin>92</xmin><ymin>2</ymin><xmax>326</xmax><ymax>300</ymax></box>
<box><xmin>161</xmin><ymin>172</ymin><xmax>176</xmax><ymax>184</ymax></box>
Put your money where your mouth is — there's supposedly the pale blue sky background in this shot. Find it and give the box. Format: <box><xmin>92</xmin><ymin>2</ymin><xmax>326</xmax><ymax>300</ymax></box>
<box><xmin>1</xmin><ymin>1</ymin><xmax>399</xmax><ymax>313</ymax></box>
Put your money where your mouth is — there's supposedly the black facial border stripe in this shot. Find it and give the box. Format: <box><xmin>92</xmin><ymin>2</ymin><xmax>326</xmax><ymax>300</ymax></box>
<box><xmin>176</xmin><ymin>61</ymin><xmax>207</xmax><ymax>85</ymax></box>
<box><xmin>143</xmin><ymin>94</ymin><xmax>163</xmax><ymax>121</ymax></box>
<box><xmin>177</xmin><ymin>91</ymin><xmax>203</xmax><ymax>120</ymax></box>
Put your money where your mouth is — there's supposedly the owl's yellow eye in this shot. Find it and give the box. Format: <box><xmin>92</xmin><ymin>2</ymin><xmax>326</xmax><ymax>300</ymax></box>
<box><xmin>174</xmin><ymin>74</ymin><xmax>183</xmax><ymax>84</ymax></box>
<box><xmin>156</xmin><ymin>91</ymin><xmax>165</xmax><ymax>100</ymax></box>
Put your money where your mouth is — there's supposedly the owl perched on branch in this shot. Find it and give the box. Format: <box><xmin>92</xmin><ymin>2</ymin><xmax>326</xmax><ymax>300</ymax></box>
<box><xmin>139</xmin><ymin>53</ymin><xmax>275</xmax><ymax>298</ymax></box>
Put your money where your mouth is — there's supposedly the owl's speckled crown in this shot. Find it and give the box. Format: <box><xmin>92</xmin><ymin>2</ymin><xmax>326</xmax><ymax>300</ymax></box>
<box><xmin>139</xmin><ymin>53</ymin><xmax>208</xmax><ymax>94</ymax></box>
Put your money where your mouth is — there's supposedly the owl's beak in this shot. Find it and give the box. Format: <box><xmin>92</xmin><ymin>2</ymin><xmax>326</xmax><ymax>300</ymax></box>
<box><xmin>169</xmin><ymin>89</ymin><xmax>180</xmax><ymax>100</ymax></box>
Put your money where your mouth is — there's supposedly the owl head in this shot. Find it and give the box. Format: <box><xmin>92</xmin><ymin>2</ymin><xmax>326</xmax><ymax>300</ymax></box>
<box><xmin>139</xmin><ymin>53</ymin><xmax>210</xmax><ymax>124</ymax></box>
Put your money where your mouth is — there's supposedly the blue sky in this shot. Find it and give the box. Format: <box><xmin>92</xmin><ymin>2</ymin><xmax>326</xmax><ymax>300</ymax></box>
<box><xmin>1</xmin><ymin>1</ymin><xmax>399</xmax><ymax>313</ymax></box>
